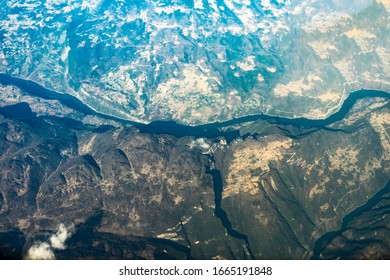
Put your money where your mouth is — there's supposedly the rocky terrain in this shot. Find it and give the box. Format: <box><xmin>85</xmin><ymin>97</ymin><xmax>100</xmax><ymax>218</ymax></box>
<box><xmin>1</xmin><ymin>0</ymin><xmax>389</xmax><ymax>124</ymax></box>
<box><xmin>1</xmin><ymin>0</ymin><xmax>390</xmax><ymax>261</ymax></box>
<box><xmin>214</xmin><ymin>97</ymin><xmax>390</xmax><ymax>259</ymax></box>
<box><xmin>317</xmin><ymin>180</ymin><xmax>390</xmax><ymax>260</ymax></box>
<box><xmin>0</xmin><ymin>83</ymin><xmax>389</xmax><ymax>259</ymax></box>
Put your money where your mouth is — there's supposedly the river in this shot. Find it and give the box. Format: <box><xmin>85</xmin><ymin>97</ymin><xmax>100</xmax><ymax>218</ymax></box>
<box><xmin>1</xmin><ymin>73</ymin><xmax>389</xmax><ymax>139</ymax></box>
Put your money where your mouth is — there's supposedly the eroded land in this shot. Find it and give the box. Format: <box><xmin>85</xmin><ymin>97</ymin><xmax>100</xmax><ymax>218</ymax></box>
<box><xmin>0</xmin><ymin>83</ymin><xmax>389</xmax><ymax>259</ymax></box>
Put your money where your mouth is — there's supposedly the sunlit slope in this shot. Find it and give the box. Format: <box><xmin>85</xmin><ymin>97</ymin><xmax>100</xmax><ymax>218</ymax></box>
<box><xmin>0</xmin><ymin>0</ymin><xmax>389</xmax><ymax>124</ymax></box>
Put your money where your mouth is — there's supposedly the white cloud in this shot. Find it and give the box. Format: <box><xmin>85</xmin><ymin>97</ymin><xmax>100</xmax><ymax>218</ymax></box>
<box><xmin>188</xmin><ymin>138</ymin><xmax>210</xmax><ymax>151</ymax></box>
<box><xmin>25</xmin><ymin>242</ymin><xmax>55</xmax><ymax>260</ymax></box>
<box><xmin>25</xmin><ymin>223</ymin><xmax>72</xmax><ymax>260</ymax></box>
<box><xmin>50</xmin><ymin>223</ymin><xmax>71</xmax><ymax>250</ymax></box>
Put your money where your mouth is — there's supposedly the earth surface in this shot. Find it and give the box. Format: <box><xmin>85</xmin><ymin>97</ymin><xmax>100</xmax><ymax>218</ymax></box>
<box><xmin>0</xmin><ymin>0</ymin><xmax>389</xmax><ymax>259</ymax></box>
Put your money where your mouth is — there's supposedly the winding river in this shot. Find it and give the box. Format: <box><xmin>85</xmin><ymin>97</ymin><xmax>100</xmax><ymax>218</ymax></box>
<box><xmin>1</xmin><ymin>73</ymin><xmax>389</xmax><ymax>138</ymax></box>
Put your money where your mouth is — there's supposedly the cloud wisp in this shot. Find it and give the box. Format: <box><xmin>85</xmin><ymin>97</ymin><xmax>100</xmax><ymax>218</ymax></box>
<box><xmin>25</xmin><ymin>223</ymin><xmax>73</xmax><ymax>260</ymax></box>
<box><xmin>188</xmin><ymin>138</ymin><xmax>211</xmax><ymax>151</ymax></box>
